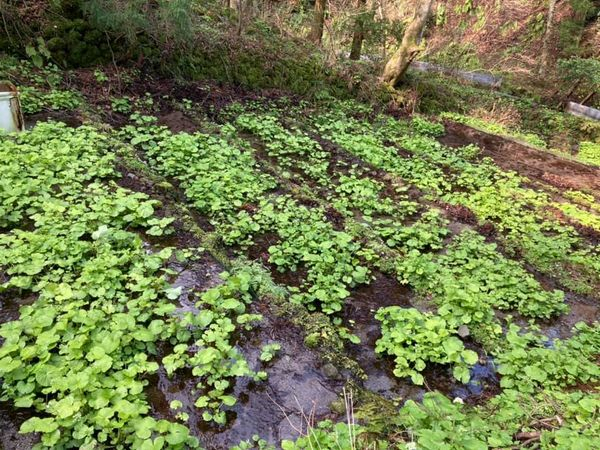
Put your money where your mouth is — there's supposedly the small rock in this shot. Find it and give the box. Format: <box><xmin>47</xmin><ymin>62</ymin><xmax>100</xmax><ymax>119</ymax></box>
<box><xmin>321</xmin><ymin>363</ymin><xmax>340</xmax><ymax>379</ymax></box>
<box><xmin>458</xmin><ymin>325</ymin><xmax>470</xmax><ymax>338</ymax></box>
<box><xmin>364</xmin><ymin>374</ymin><xmax>395</xmax><ymax>395</ymax></box>
<box><xmin>329</xmin><ymin>398</ymin><xmax>346</xmax><ymax>415</ymax></box>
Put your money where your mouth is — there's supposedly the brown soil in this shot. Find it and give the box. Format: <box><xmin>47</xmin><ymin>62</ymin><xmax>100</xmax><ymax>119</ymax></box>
<box><xmin>157</xmin><ymin>111</ymin><xmax>199</xmax><ymax>133</ymax></box>
<box><xmin>0</xmin><ymin>289</ymin><xmax>37</xmax><ymax>326</ymax></box>
<box><xmin>434</xmin><ymin>201</ymin><xmax>478</xmax><ymax>225</ymax></box>
<box><xmin>0</xmin><ymin>401</ymin><xmax>39</xmax><ymax>450</ymax></box>
<box><xmin>70</xmin><ymin>67</ymin><xmax>300</xmax><ymax>123</ymax></box>
<box><xmin>548</xmin><ymin>206</ymin><xmax>600</xmax><ymax>245</ymax></box>
<box><xmin>25</xmin><ymin>110</ymin><xmax>82</xmax><ymax>129</ymax></box>
<box><xmin>440</xmin><ymin>121</ymin><xmax>600</xmax><ymax>196</ymax></box>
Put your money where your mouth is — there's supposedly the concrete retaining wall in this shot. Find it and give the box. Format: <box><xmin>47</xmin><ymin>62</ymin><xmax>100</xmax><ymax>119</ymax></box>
<box><xmin>411</xmin><ymin>61</ymin><xmax>503</xmax><ymax>88</ymax></box>
<box><xmin>567</xmin><ymin>102</ymin><xmax>600</xmax><ymax>121</ymax></box>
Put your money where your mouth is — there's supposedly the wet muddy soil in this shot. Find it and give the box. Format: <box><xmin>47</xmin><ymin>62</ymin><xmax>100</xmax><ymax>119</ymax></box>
<box><xmin>71</xmin><ymin>68</ymin><xmax>301</xmax><ymax>124</ymax></box>
<box><xmin>536</xmin><ymin>294</ymin><xmax>599</xmax><ymax>341</ymax></box>
<box><xmin>136</xmin><ymin>219</ymin><xmax>343</xmax><ymax>448</ymax></box>
<box><xmin>169</xmin><ymin>252</ymin><xmax>226</xmax><ymax>312</ymax></box>
<box><xmin>440</xmin><ymin>121</ymin><xmax>600</xmax><ymax>196</ymax></box>
<box><xmin>0</xmin><ymin>289</ymin><xmax>37</xmax><ymax>326</ymax></box>
<box><xmin>0</xmin><ymin>402</ymin><xmax>39</xmax><ymax>450</ymax></box>
<box><xmin>342</xmin><ymin>272</ymin><xmax>499</xmax><ymax>404</ymax></box>
<box><xmin>147</xmin><ymin>300</ymin><xmax>343</xmax><ymax>449</ymax></box>
<box><xmin>343</xmin><ymin>273</ymin><xmax>421</xmax><ymax>400</ymax></box>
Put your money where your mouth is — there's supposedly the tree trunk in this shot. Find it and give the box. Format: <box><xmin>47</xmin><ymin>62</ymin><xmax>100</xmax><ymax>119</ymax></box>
<box><xmin>310</xmin><ymin>0</ymin><xmax>327</xmax><ymax>44</ymax></box>
<box><xmin>237</xmin><ymin>0</ymin><xmax>245</xmax><ymax>35</ymax></box>
<box><xmin>539</xmin><ymin>0</ymin><xmax>558</xmax><ymax>75</ymax></box>
<box><xmin>382</xmin><ymin>0</ymin><xmax>434</xmax><ymax>88</ymax></box>
<box><xmin>349</xmin><ymin>0</ymin><xmax>367</xmax><ymax>60</ymax></box>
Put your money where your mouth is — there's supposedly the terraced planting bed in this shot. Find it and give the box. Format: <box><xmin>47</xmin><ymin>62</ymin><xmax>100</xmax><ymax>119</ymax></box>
<box><xmin>1</xmin><ymin>62</ymin><xmax>599</xmax><ymax>449</ymax></box>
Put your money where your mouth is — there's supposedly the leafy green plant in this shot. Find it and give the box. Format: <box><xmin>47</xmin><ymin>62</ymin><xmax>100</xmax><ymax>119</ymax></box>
<box><xmin>556</xmin><ymin>202</ymin><xmax>600</xmax><ymax>231</ymax></box>
<box><xmin>25</xmin><ymin>37</ymin><xmax>52</xmax><ymax>68</ymax></box>
<box><xmin>397</xmin><ymin>392</ymin><xmax>512</xmax><ymax>449</ymax></box>
<box><xmin>233</xmin><ymin>435</ymin><xmax>275</xmax><ymax>450</ymax></box>
<box><xmin>0</xmin><ymin>122</ymin><xmax>266</xmax><ymax>447</ymax></box>
<box><xmin>411</xmin><ymin>115</ymin><xmax>445</xmax><ymax>137</ymax></box>
<box><xmin>94</xmin><ymin>69</ymin><xmax>109</xmax><ymax>83</ymax></box>
<box><xmin>19</xmin><ymin>87</ymin><xmax>82</xmax><ymax>114</ymax></box>
<box><xmin>375</xmin><ymin>307</ymin><xmax>478</xmax><ymax>385</ymax></box>
<box><xmin>281</xmin><ymin>420</ymin><xmax>378</xmax><ymax>450</ymax></box>
<box><xmin>396</xmin><ymin>389</ymin><xmax>600</xmax><ymax>450</ymax></box>
<box><xmin>374</xmin><ymin>210</ymin><xmax>448</xmax><ymax>251</ymax></box>
<box><xmin>259</xmin><ymin>343</ymin><xmax>282</xmax><ymax>362</ymax></box>
<box><xmin>236</xmin><ymin>113</ymin><xmax>331</xmax><ymax>185</ymax></box>
<box><xmin>394</xmin><ymin>231</ymin><xmax>566</xmax><ymax>347</ymax></box>
<box><xmin>578</xmin><ymin>141</ymin><xmax>600</xmax><ymax>166</ymax></box>
<box><xmin>111</xmin><ymin>97</ymin><xmax>132</xmax><ymax>114</ymax></box>
<box><xmin>330</xmin><ymin>171</ymin><xmax>417</xmax><ymax>220</ymax></box>
<box><xmin>558</xmin><ymin>58</ymin><xmax>600</xmax><ymax>99</ymax></box>
<box><xmin>225</xmin><ymin>196</ymin><xmax>370</xmax><ymax>314</ymax></box>
<box><xmin>495</xmin><ymin>323</ymin><xmax>600</xmax><ymax>393</ymax></box>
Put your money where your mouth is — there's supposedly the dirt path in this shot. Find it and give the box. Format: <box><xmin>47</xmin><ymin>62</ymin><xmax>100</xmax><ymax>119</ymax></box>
<box><xmin>440</xmin><ymin>121</ymin><xmax>600</xmax><ymax>196</ymax></box>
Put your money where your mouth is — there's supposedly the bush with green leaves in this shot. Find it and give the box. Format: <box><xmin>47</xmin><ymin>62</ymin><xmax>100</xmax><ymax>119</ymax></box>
<box><xmin>375</xmin><ymin>307</ymin><xmax>478</xmax><ymax>385</ymax></box>
<box><xmin>558</xmin><ymin>57</ymin><xmax>600</xmax><ymax>98</ymax></box>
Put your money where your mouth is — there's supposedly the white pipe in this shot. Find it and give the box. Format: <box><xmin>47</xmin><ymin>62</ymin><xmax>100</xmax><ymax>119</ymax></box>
<box><xmin>0</xmin><ymin>84</ymin><xmax>24</xmax><ymax>133</ymax></box>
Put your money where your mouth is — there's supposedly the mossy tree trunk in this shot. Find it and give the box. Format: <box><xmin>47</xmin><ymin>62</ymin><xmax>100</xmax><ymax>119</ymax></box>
<box><xmin>349</xmin><ymin>0</ymin><xmax>367</xmax><ymax>60</ymax></box>
<box><xmin>539</xmin><ymin>0</ymin><xmax>558</xmax><ymax>75</ymax></box>
<box><xmin>382</xmin><ymin>0</ymin><xmax>434</xmax><ymax>88</ymax></box>
<box><xmin>310</xmin><ymin>0</ymin><xmax>327</xmax><ymax>44</ymax></box>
